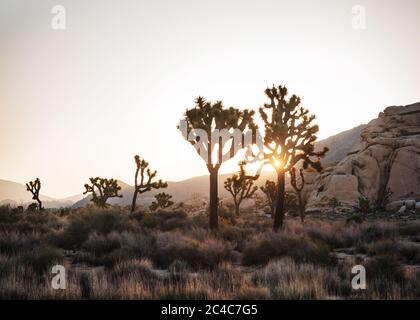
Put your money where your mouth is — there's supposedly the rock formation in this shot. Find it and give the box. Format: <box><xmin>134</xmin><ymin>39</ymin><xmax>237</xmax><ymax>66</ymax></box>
<box><xmin>306</xmin><ymin>102</ymin><xmax>420</xmax><ymax>212</ymax></box>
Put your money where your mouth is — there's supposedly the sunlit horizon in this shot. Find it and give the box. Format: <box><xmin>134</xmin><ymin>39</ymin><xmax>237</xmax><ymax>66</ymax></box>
<box><xmin>1</xmin><ymin>0</ymin><xmax>419</xmax><ymax>198</ymax></box>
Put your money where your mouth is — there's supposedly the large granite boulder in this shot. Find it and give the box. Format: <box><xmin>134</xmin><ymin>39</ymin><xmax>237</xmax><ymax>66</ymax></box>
<box><xmin>306</xmin><ymin>102</ymin><xmax>420</xmax><ymax>212</ymax></box>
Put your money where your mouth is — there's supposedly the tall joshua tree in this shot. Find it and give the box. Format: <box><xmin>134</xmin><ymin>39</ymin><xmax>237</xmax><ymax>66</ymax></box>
<box><xmin>179</xmin><ymin>97</ymin><xmax>256</xmax><ymax>229</ymax></box>
<box><xmin>131</xmin><ymin>155</ymin><xmax>167</xmax><ymax>213</ymax></box>
<box><xmin>224</xmin><ymin>161</ymin><xmax>258</xmax><ymax>216</ymax></box>
<box><xmin>290</xmin><ymin>167</ymin><xmax>305</xmax><ymax>223</ymax></box>
<box><xmin>26</xmin><ymin>178</ymin><xmax>43</xmax><ymax>210</ymax></box>
<box><xmin>260</xmin><ymin>180</ymin><xmax>276</xmax><ymax>218</ymax></box>
<box><xmin>259</xmin><ymin>85</ymin><xmax>327</xmax><ymax>231</ymax></box>
<box><xmin>83</xmin><ymin>177</ymin><xmax>122</xmax><ymax>208</ymax></box>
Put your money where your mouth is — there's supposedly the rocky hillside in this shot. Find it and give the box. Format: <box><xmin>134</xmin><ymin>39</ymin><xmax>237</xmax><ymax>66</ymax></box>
<box><xmin>306</xmin><ymin>102</ymin><xmax>420</xmax><ymax>212</ymax></box>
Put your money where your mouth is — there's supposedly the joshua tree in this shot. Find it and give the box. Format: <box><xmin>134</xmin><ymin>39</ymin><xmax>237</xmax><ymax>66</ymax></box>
<box><xmin>260</xmin><ymin>180</ymin><xmax>277</xmax><ymax>218</ymax></box>
<box><xmin>83</xmin><ymin>177</ymin><xmax>122</xmax><ymax>208</ymax></box>
<box><xmin>179</xmin><ymin>97</ymin><xmax>256</xmax><ymax>229</ymax></box>
<box><xmin>149</xmin><ymin>192</ymin><xmax>174</xmax><ymax>211</ymax></box>
<box><xmin>224</xmin><ymin>161</ymin><xmax>258</xmax><ymax>216</ymax></box>
<box><xmin>131</xmin><ymin>155</ymin><xmax>167</xmax><ymax>213</ymax></box>
<box><xmin>26</xmin><ymin>178</ymin><xmax>43</xmax><ymax>210</ymax></box>
<box><xmin>290</xmin><ymin>167</ymin><xmax>305</xmax><ymax>223</ymax></box>
<box><xmin>259</xmin><ymin>85</ymin><xmax>327</xmax><ymax>231</ymax></box>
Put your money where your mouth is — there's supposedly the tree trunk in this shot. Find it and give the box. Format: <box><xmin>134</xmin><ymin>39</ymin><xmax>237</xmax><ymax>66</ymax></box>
<box><xmin>37</xmin><ymin>198</ymin><xmax>43</xmax><ymax>211</ymax></box>
<box><xmin>235</xmin><ymin>203</ymin><xmax>240</xmax><ymax>216</ymax></box>
<box><xmin>297</xmin><ymin>193</ymin><xmax>304</xmax><ymax>224</ymax></box>
<box><xmin>209</xmin><ymin>170</ymin><xmax>219</xmax><ymax>230</ymax></box>
<box><xmin>273</xmin><ymin>172</ymin><xmax>285</xmax><ymax>232</ymax></box>
<box><xmin>131</xmin><ymin>190</ymin><xmax>138</xmax><ymax>213</ymax></box>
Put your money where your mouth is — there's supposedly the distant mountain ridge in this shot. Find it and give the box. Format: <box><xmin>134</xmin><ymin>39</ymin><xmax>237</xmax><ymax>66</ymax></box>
<box><xmin>1</xmin><ymin>124</ymin><xmax>366</xmax><ymax>208</ymax></box>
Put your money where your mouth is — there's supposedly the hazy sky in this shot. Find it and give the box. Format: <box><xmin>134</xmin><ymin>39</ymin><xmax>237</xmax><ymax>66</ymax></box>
<box><xmin>1</xmin><ymin>0</ymin><xmax>419</xmax><ymax>198</ymax></box>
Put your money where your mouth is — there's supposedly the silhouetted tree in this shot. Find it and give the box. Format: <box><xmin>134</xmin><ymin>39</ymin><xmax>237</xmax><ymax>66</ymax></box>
<box><xmin>290</xmin><ymin>167</ymin><xmax>305</xmax><ymax>223</ymax></box>
<box><xmin>26</xmin><ymin>178</ymin><xmax>43</xmax><ymax>210</ymax></box>
<box><xmin>260</xmin><ymin>180</ymin><xmax>276</xmax><ymax>218</ymax></box>
<box><xmin>224</xmin><ymin>161</ymin><xmax>258</xmax><ymax>216</ymax></box>
<box><xmin>259</xmin><ymin>85</ymin><xmax>327</xmax><ymax>231</ymax></box>
<box><xmin>83</xmin><ymin>177</ymin><xmax>122</xmax><ymax>208</ymax></box>
<box><xmin>131</xmin><ymin>155</ymin><xmax>167</xmax><ymax>213</ymax></box>
<box><xmin>179</xmin><ymin>97</ymin><xmax>256</xmax><ymax>229</ymax></box>
<box><xmin>149</xmin><ymin>192</ymin><xmax>174</xmax><ymax>211</ymax></box>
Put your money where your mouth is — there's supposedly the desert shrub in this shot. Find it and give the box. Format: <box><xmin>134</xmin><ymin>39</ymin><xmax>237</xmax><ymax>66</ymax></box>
<box><xmin>167</xmin><ymin>259</ymin><xmax>190</xmax><ymax>287</ymax></box>
<box><xmin>151</xmin><ymin>231</ymin><xmax>234</xmax><ymax>270</ymax></box>
<box><xmin>201</xmin><ymin>262</ymin><xmax>243</xmax><ymax>292</ymax></box>
<box><xmin>218</xmin><ymin>205</ymin><xmax>236</xmax><ymax>225</ymax></box>
<box><xmin>305</xmin><ymin>222</ymin><xmax>362</xmax><ymax>248</ymax></box>
<box><xmin>366</xmin><ymin>255</ymin><xmax>405</xmax><ymax>282</ymax></box>
<box><xmin>108</xmin><ymin>258</ymin><xmax>159</xmax><ymax>285</ymax></box>
<box><xmin>251</xmin><ymin>258</ymin><xmax>350</xmax><ymax>299</ymax></box>
<box><xmin>57</xmin><ymin>208</ymin><xmax>133</xmax><ymax>248</ymax></box>
<box><xmin>81</xmin><ymin>232</ymin><xmax>122</xmax><ymax>256</ymax></box>
<box><xmin>358</xmin><ymin>197</ymin><xmax>371</xmax><ymax>213</ymax></box>
<box><xmin>142</xmin><ymin>211</ymin><xmax>188</xmax><ymax>230</ymax></box>
<box><xmin>0</xmin><ymin>205</ymin><xmax>21</xmax><ymax>224</ymax></box>
<box><xmin>360</xmin><ymin>222</ymin><xmax>398</xmax><ymax>243</ymax></box>
<box><xmin>0</xmin><ymin>231</ymin><xmax>44</xmax><ymax>254</ymax></box>
<box><xmin>242</xmin><ymin>233</ymin><xmax>333</xmax><ymax>266</ymax></box>
<box><xmin>346</xmin><ymin>213</ymin><xmax>364</xmax><ymax>224</ymax></box>
<box><xmin>19</xmin><ymin>245</ymin><xmax>63</xmax><ymax>274</ymax></box>
<box><xmin>366</xmin><ymin>240</ymin><xmax>420</xmax><ymax>264</ymax></box>
<box><xmin>398</xmin><ymin>222</ymin><xmax>420</xmax><ymax>238</ymax></box>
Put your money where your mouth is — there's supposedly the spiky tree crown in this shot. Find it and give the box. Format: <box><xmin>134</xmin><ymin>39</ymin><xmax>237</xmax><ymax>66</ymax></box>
<box><xmin>259</xmin><ymin>85</ymin><xmax>328</xmax><ymax>173</ymax></box>
<box><xmin>181</xmin><ymin>97</ymin><xmax>257</xmax><ymax>171</ymax></box>
<box><xmin>26</xmin><ymin>178</ymin><xmax>41</xmax><ymax>200</ymax></box>
<box><xmin>83</xmin><ymin>177</ymin><xmax>122</xmax><ymax>208</ymax></box>
<box><xmin>149</xmin><ymin>192</ymin><xmax>174</xmax><ymax>211</ymax></box>
<box><xmin>134</xmin><ymin>155</ymin><xmax>167</xmax><ymax>194</ymax></box>
<box><xmin>224</xmin><ymin>161</ymin><xmax>258</xmax><ymax>205</ymax></box>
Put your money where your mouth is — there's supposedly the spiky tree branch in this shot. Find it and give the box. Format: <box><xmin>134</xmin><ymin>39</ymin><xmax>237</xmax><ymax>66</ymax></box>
<box><xmin>26</xmin><ymin>178</ymin><xmax>43</xmax><ymax>210</ymax></box>
<box><xmin>83</xmin><ymin>177</ymin><xmax>122</xmax><ymax>208</ymax></box>
<box><xmin>224</xmin><ymin>161</ymin><xmax>258</xmax><ymax>216</ymax></box>
<box><xmin>131</xmin><ymin>155</ymin><xmax>167</xmax><ymax>213</ymax></box>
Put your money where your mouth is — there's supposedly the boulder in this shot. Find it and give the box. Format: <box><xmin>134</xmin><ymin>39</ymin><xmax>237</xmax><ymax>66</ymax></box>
<box><xmin>306</xmin><ymin>102</ymin><xmax>420</xmax><ymax>212</ymax></box>
<box><xmin>398</xmin><ymin>205</ymin><xmax>407</xmax><ymax>214</ymax></box>
<box><xmin>405</xmin><ymin>199</ymin><xmax>416</xmax><ymax>210</ymax></box>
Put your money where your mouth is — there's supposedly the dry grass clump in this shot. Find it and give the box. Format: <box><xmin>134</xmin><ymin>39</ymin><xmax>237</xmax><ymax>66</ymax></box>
<box><xmin>151</xmin><ymin>231</ymin><xmax>235</xmax><ymax>269</ymax></box>
<box><xmin>242</xmin><ymin>232</ymin><xmax>333</xmax><ymax>266</ymax></box>
<box><xmin>251</xmin><ymin>258</ymin><xmax>351</xmax><ymax>299</ymax></box>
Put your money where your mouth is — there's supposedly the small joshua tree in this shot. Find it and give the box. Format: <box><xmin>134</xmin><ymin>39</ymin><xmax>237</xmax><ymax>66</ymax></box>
<box><xmin>259</xmin><ymin>85</ymin><xmax>328</xmax><ymax>231</ymax></box>
<box><xmin>131</xmin><ymin>155</ymin><xmax>167</xmax><ymax>213</ymax></box>
<box><xmin>260</xmin><ymin>180</ymin><xmax>277</xmax><ymax>218</ymax></box>
<box><xmin>290</xmin><ymin>167</ymin><xmax>305</xmax><ymax>223</ymax></box>
<box><xmin>224</xmin><ymin>161</ymin><xmax>258</xmax><ymax>216</ymax></box>
<box><xmin>179</xmin><ymin>97</ymin><xmax>256</xmax><ymax>229</ymax></box>
<box><xmin>149</xmin><ymin>192</ymin><xmax>174</xmax><ymax>211</ymax></box>
<box><xmin>26</xmin><ymin>178</ymin><xmax>43</xmax><ymax>210</ymax></box>
<box><xmin>83</xmin><ymin>177</ymin><xmax>122</xmax><ymax>208</ymax></box>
